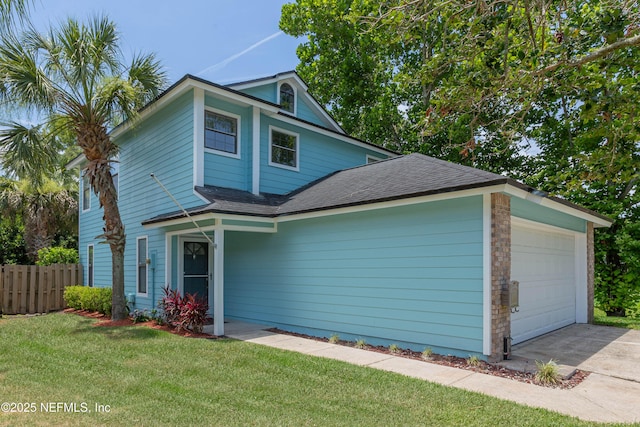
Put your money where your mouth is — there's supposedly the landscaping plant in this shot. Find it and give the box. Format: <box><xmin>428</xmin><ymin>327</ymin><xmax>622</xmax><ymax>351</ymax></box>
<box><xmin>159</xmin><ymin>285</ymin><xmax>208</xmax><ymax>333</ymax></box>
<box><xmin>535</xmin><ymin>360</ymin><xmax>560</xmax><ymax>385</ymax></box>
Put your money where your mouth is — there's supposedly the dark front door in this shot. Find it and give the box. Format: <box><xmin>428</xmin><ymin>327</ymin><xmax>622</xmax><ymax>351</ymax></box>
<box><xmin>183</xmin><ymin>241</ymin><xmax>209</xmax><ymax>303</ymax></box>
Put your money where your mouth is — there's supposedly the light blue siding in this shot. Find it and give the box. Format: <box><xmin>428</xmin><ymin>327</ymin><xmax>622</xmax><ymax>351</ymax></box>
<box><xmin>79</xmin><ymin>89</ymin><xmax>205</xmax><ymax>309</ymax></box>
<box><xmin>260</xmin><ymin>116</ymin><xmax>389</xmax><ymax>194</ymax></box>
<box><xmin>511</xmin><ymin>197</ymin><xmax>586</xmax><ymax>232</ymax></box>
<box><xmin>78</xmin><ymin>173</ymin><xmax>112</xmax><ymax>287</ymax></box>
<box><xmin>237</xmin><ymin>84</ymin><xmax>276</xmax><ymax>103</ymax></box>
<box><xmin>203</xmin><ymin>96</ymin><xmax>253</xmax><ymax>191</ymax></box>
<box><xmin>296</xmin><ymin>95</ymin><xmax>325</xmax><ymax>126</ymax></box>
<box><xmin>237</xmin><ymin>82</ymin><xmax>333</xmax><ymax>127</ymax></box>
<box><xmin>225</xmin><ymin>196</ymin><xmax>485</xmax><ymax>357</ymax></box>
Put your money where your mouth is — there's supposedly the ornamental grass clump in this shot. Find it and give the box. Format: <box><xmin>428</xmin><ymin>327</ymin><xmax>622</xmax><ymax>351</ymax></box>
<box><xmin>535</xmin><ymin>359</ymin><xmax>560</xmax><ymax>385</ymax></box>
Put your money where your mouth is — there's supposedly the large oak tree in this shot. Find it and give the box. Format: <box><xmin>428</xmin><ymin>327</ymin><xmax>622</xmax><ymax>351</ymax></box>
<box><xmin>281</xmin><ymin>0</ymin><xmax>640</xmax><ymax>315</ymax></box>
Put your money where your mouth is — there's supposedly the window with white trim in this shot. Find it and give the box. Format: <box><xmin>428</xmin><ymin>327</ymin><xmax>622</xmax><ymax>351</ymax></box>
<box><xmin>87</xmin><ymin>245</ymin><xmax>94</xmax><ymax>287</ymax></box>
<box><xmin>270</xmin><ymin>127</ymin><xmax>299</xmax><ymax>170</ymax></box>
<box><xmin>82</xmin><ymin>174</ymin><xmax>91</xmax><ymax>211</ymax></box>
<box><xmin>279</xmin><ymin>83</ymin><xmax>295</xmax><ymax>113</ymax></box>
<box><xmin>205</xmin><ymin>110</ymin><xmax>238</xmax><ymax>154</ymax></box>
<box><xmin>137</xmin><ymin>236</ymin><xmax>148</xmax><ymax>295</ymax></box>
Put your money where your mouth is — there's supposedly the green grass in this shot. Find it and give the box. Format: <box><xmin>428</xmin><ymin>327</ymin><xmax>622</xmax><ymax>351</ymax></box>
<box><xmin>0</xmin><ymin>314</ymin><xmax>619</xmax><ymax>426</ymax></box>
<box><xmin>594</xmin><ymin>307</ymin><xmax>640</xmax><ymax>330</ymax></box>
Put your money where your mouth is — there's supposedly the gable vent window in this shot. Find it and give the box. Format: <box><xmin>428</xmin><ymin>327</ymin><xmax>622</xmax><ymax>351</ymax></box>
<box><xmin>205</xmin><ymin>111</ymin><xmax>237</xmax><ymax>154</ymax></box>
<box><xmin>280</xmin><ymin>83</ymin><xmax>295</xmax><ymax>113</ymax></box>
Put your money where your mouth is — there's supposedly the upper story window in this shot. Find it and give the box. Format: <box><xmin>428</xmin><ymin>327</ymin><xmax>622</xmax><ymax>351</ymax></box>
<box><xmin>279</xmin><ymin>83</ymin><xmax>295</xmax><ymax>114</ymax></box>
<box><xmin>205</xmin><ymin>110</ymin><xmax>238</xmax><ymax>155</ymax></box>
<box><xmin>82</xmin><ymin>173</ymin><xmax>91</xmax><ymax>211</ymax></box>
<box><xmin>269</xmin><ymin>126</ymin><xmax>299</xmax><ymax>171</ymax></box>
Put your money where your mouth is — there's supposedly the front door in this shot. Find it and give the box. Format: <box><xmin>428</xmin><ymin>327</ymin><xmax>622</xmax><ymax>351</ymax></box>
<box><xmin>183</xmin><ymin>241</ymin><xmax>209</xmax><ymax>303</ymax></box>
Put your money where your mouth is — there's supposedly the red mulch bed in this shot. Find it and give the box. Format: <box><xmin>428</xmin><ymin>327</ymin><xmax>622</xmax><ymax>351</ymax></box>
<box><xmin>267</xmin><ymin>328</ymin><xmax>589</xmax><ymax>389</ymax></box>
<box><xmin>63</xmin><ymin>308</ymin><xmax>218</xmax><ymax>339</ymax></box>
<box><xmin>63</xmin><ymin>309</ymin><xmax>588</xmax><ymax>389</ymax></box>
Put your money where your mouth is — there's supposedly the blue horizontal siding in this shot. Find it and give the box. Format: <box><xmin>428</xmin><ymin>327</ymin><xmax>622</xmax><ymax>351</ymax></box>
<box><xmin>237</xmin><ymin>84</ymin><xmax>276</xmax><ymax>104</ymax></box>
<box><xmin>203</xmin><ymin>96</ymin><xmax>253</xmax><ymax>191</ymax></box>
<box><xmin>225</xmin><ymin>196</ymin><xmax>484</xmax><ymax>356</ymax></box>
<box><xmin>260</xmin><ymin>116</ymin><xmax>389</xmax><ymax>194</ymax></box>
<box><xmin>296</xmin><ymin>95</ymin><xmax>325</xmax><ymax>126</ymax></box>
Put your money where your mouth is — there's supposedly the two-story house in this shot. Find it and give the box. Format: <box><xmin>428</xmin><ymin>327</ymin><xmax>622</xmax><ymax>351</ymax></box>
<box><xmin>70</xmin><ymin>71</ymin><xmax>611</xmax><ymax>360</ymax></box>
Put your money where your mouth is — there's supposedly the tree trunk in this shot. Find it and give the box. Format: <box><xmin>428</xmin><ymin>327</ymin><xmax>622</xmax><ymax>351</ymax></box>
<box><xmin>78</xmin><ymin>124</ymin><xmax>127</xmax><ymax>320</ymax></box>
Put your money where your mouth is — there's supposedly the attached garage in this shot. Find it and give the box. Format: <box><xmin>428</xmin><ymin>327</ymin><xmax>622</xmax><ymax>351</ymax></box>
<box><xmin>510</xmin><ymin>220</ymin><xmax>580</xmax><ymax>344</ymax></box>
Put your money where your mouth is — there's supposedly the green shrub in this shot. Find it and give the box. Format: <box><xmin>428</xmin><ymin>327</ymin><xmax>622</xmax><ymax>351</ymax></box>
<box><xmin>36</xmin><ymin>247</ymin><xmax>79</xmax><ymax>266</ymax></box>
<box><xmin>64</xmin><ymin>285</ymin><xmax>111</xmax><ymax>316</ymax></box>
<box><xmin>63</xmin><ymin>286</ymin><xmax>83</xmax><ymax>310</ymax></box>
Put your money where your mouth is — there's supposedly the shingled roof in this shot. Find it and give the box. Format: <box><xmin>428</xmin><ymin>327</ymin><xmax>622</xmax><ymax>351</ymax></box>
<box><xmin>142</xmin><ymin>153</ymin><xmax>608</xmax><ymax>225</ymax></box>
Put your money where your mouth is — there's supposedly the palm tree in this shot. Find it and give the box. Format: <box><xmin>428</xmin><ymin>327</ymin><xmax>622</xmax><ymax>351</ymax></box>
<box><xmin>0</xmin><ymin>16</ymin><xmax>167</xmax><ymax>319</ymax></box>
<box><xmin>0</xmin><ymin>178</ymin><xmax>77</xmax><ymax>261</ymax></box>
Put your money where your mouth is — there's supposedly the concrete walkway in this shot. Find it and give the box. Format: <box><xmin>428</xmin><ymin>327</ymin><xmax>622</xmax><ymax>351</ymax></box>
<box><xmin>209</xmin><ymin>321</ymin><xmax>640</xmax><ymax>424</ymax></box>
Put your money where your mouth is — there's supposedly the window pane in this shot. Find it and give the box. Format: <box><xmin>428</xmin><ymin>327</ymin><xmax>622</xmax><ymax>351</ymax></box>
<box><xmin>271</xmin><ymin>130</ymin><xmax>297</xmax><ymax>167</ymax></box>
<box><xmin>204</xmin><ymin>111</ymin><xmax>237</xmax><ymax>154</ymax></box>
<box><xmin>88</xmin><ymin>246</ymin><xmax>94</xmax><ymax>287</ymax></box>
<box><xmin>137</xmin><ymin>238</ymin><xmax>147</xmax><ymax>294</ymax></box>
<box><xmin>280</xmin><ymin>83</ymin><xmax>294</xmax><ymax>113</ymax></box>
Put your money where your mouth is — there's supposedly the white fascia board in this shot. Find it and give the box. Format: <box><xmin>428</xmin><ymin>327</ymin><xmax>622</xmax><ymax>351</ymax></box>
<box><xmin>482</xmin><ymin>193</ymin><xmax>492</xmax><ymax>356</ymax></box>
<box><xmin>143</xmin><ymin>212</ymin><xmax>276</xmax><ymax>232</ymax></box>
<box><xmin>66</xmin><ymin>154</ymin><xmax>86</xmax><ymax>169</ymax></box>
<box><xmin>271</xmin><ymin>113</ymin><xmax>395</xmax><ymax>158</ymax></box>
<box><xmin>504</xmin><ymin>185</ymin><xmax>613</xmax><ymax>228</ymax></box>
<box><xmin>110</xmin><ymin>78</ymin><xmax>281</xmax><ymax>139</ymax></box>
<box><xmin>228</xmin><ymin>72</ymin><xmax>308</xmax><ymax>92</ymax></box>
<box><xmin>276</xmin><ymin>185</ymin><xmax>505</xmax><ymax>223</ymax></box>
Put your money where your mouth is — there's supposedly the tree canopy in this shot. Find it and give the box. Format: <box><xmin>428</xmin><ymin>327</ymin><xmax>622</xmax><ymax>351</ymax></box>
<box><xmin>281</xmin><ymin>0</ymin><xmax>640</xmax><ymax>315</ymax></box>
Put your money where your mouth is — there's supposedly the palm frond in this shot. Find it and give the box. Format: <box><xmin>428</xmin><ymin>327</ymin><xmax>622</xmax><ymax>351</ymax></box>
<box><xmin>0</xmin><ymin>0</ymin><xmax>32</xmax><ymax>32</ymax></box>
<box><xmin>0</xmin><ymin>29</ymin><xmax>59</xmax><ymax>111</ymax></box>
<box><xmin>0</xmin><ymin>121</ymin><xmax>60</xmax><ymax>187</ymax></box>
<box><xmin>128</xmin><ymin>51</ymin><xmax>167</xmax><ymax>106</ymax></box>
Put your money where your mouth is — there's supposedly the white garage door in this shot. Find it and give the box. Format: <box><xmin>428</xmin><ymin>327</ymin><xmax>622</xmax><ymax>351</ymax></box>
<box><xmin>511</xmin><ymin>223</ymin><xmax>576</xmax><ymax>344</ymax></box>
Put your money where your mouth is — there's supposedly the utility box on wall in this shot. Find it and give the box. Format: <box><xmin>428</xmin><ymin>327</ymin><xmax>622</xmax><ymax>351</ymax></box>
<box><xmin>501</xmin><ymin>280</ymin><xmax>519</xmax><ymax>312</ymax></box>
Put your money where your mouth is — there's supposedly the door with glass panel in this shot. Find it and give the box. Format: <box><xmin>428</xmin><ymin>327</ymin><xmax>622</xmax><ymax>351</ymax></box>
<box><xmin>183</xmin><ymin>241</ymin><xmax>209</xmax><ymax>303</ymax></box>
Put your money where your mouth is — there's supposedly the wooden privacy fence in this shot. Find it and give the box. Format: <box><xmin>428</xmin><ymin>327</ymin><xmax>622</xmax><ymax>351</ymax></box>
<box><xmin>0</xmin><ymin>264</ymin><xmax>82</xmax><ymax>315</ymax></box>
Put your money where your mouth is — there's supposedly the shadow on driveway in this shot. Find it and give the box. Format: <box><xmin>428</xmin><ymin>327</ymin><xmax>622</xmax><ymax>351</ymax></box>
<box><xmin>512</xmin><ymin>324</ymin><xmax>640</xmax><ymax>382</ymax></box>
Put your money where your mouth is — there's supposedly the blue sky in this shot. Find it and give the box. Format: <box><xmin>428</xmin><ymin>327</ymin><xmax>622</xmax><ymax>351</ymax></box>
<box><xmin>30</xmin><ymin>0</ymin><xmax>302</xmax><ymax>85</ymax></box>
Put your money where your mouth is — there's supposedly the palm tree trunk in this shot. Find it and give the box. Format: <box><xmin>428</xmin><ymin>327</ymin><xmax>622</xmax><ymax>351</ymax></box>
<box><xmin>79</xmin><ymin>124</ymin><xmax>127</xmax><ymax>320</ymax></box>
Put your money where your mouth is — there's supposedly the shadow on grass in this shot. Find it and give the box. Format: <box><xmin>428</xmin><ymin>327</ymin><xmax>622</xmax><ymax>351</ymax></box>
<box><xmin>69</xmin><ymin>322</ymin><xmax>166</xmax><ymax>340</ymax></box>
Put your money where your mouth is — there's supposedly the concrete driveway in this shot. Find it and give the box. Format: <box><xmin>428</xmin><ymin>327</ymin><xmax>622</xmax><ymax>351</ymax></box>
<box><xmin>512</xmin><ymin>323</ymin><xmax>640</xmax><ymax>382</ymax></box>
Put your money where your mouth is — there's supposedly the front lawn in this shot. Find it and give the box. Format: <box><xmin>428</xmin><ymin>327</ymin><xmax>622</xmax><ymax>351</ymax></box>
<box><xmin>0</xmin><ymin>313</ymin><xmax>609</xmax><ymax>426</ymax></box>
<box><xmin>594</xmin><ymin>307</ymin><xmax>640</xmax><ymax>330</ymax></box>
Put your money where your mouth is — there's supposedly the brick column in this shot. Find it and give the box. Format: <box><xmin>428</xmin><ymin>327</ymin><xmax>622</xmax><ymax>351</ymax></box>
<box><xmin>587</xmin><ymin>222</ymin><xmax>595</xmax><ymax>323</ymax></box>
<box><xmin>490</xmin><ymin>193</ymin><xmax>511</xmax><ymax>361</ymax></box>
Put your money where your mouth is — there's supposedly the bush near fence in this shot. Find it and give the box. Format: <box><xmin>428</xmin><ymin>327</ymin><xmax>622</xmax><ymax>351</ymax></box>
<box><xmin>0</xmin><ymin>264</ymin><xmax>82</xmax><ymax>315</ymax></box>
<box><xmin>64</xmin><ymin>286</ymin><xmax>112</xmax><ymax>316</ymax></box>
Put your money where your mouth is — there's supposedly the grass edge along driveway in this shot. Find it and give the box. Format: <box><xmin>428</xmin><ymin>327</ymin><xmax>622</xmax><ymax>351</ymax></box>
<box><xmin>0</xmin><ymin>313</ymin><xmax>619</xmax><ymax>426</ymax></box>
